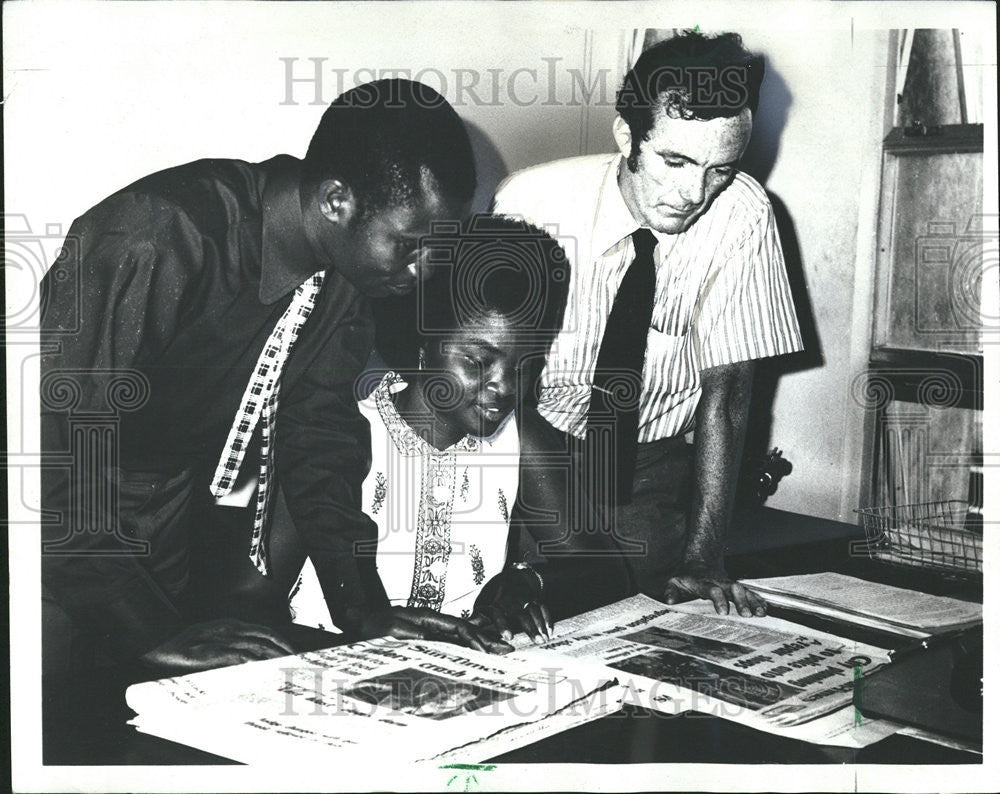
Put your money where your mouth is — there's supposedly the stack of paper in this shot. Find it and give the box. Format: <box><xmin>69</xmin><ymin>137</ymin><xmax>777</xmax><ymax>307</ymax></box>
<box><xmin>740</xmin><ymin>572</ymin><xmax>983</xmax><ymax>639</ymax></box>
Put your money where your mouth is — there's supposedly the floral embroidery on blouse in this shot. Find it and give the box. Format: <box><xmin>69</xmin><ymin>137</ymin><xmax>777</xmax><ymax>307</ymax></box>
<box><xmin>371</xmin><ymin>472</ymin><xmax>387</xmax><ymax>514</ymax></box>
<box><xmin>373</xmin><ymin>372</ymin><xmax>486</xmax><ymax>613</ymax></box>
<box><xmin>497</xmin><ymin>489</ymin><xmax>510</xmax><ymax>525</ymax></box>
<box><xmin>460</xmin><ymin>467</ymin><xmax>470</xmax><ymax>502</ymax></box>
<box><xmin>376</xmin><ymin>372</ymin><xmax>481</xmax><ymax>457</ymax></box>
<box><xmin>469</xmin><ymin>544</ymin><xmax>485</xmax><ymax>586</ymax></box>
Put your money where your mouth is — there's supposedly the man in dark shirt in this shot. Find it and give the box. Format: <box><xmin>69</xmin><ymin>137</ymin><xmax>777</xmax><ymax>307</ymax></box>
<box><xmin>40</xmin><ymin>79</ymin><xmax>493</xmax><ymax>676</ymax></box>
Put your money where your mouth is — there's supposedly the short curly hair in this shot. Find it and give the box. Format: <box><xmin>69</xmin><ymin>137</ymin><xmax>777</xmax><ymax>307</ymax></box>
<box><xmin>616</xmin><ymin>31</ymin><xmax>765</xmax><ymax>172</ymax></box>
<box><xmin>304</xmin><ymin>79</ymin><xmax>476</xmax><ymax>221</ymax></box>
<box><xmin>419</xmin><ymin>214</ymin><xmax>569</xmax><ymax>344</ymax></box>
<box><xmin>372</xmin><ymin>215</ymin><xmax>569</xmax><ymax>370</ymax></box>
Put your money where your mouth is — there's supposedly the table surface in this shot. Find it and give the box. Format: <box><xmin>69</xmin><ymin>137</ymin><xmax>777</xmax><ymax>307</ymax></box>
<box><xmin>41</xmin><ymin>508</ymin><xmax>984</xmax><ymax>766</ymax></box>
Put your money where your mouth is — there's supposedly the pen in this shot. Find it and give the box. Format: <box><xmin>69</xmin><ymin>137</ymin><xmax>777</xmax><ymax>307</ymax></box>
<box><xmin>888</xmin><ymin>625</ymin><xmax>981</xmax><ymax>664</ymax></box>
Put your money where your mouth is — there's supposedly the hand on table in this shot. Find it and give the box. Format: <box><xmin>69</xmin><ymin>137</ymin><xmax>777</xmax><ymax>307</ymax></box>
<box><xmin>472</xmin><ymin>567</ymin><xmax>552</xmax><ymax>645</ymax></box>
<box><xmin>140</xmin><ymin>618</ymin><xmax>296</xmax><ymax>674</ymax></box>
<box><xmin>360</xmin><ymin>606</ymin><xmax>513</xmax><ymax>655</ymax></box>
<box><xmin>664</xmin><ymin>566</ymin><xmax>767</xmax><ymax>617</ymax></box>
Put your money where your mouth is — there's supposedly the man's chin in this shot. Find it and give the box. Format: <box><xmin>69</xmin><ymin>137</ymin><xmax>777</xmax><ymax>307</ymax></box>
<box><xmin>651</xmin><ymin>213</ymin><xmax>694</xmax><ymax>235</ymax></box>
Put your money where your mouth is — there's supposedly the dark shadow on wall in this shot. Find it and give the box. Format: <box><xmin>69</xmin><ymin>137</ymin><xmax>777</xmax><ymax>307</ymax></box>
<box><xmin>467</xmin><ymin>121</ymin><xmax>509</xmax><ymax>213</ymax></box>
<box><xmin>368</xmin><ymin>120</ymin><xmax>508</xmax><ymax>382</ymax></box>
<box><xmin>744</xmin><ymin>192</ymin><xmax>825</xmax><ymax>464</ymax></box>
<box><xmin>734</xmin><ymin>60</ymin><xmax>825</xmax><ymax>504</ymax></box>
<box><xmin>741</xmin><ymin>54</ymin><xmax>792</xmax><ymax>187</ymax></box>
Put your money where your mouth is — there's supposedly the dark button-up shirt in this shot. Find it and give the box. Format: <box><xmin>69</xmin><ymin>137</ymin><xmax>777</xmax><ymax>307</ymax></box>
<box><xmin>40</xmin><ymin>155</ymin><xmax>388</xmax><ymax>658</ymax></box>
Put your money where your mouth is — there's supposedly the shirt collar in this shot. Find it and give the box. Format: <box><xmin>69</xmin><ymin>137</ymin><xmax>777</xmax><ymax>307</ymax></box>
<box><xmin>592</xmin><ymin>154</ymin><xmax>646</xmax><ymax>258</ymax></box>
<box><xmin>374</xmin><ymin>372</ymin><xmax>484</xmax><ymax>457</ymax></box>
<box><xmin>259</xmin><ymin>155</ymin><xmax>323</xmax><ymax>305</ymax></box>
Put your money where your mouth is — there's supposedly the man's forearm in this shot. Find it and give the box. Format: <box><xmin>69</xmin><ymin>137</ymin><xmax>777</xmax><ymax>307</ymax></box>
<box><xmin>684</xmin><ymin>361</ymin><xmax>755</xmax><ymax>569</ymax></box>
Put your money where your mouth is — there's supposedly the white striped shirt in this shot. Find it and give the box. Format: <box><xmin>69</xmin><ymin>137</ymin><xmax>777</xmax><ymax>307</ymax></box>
<box><xmin>493</xmin><ymin>154</ymin><xmax>803</xmax><ymax>443</ymax></box>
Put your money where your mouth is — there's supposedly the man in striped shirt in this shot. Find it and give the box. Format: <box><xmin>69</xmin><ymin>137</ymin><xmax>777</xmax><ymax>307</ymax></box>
<box><xmin>494</xmin><ymin>31</ymin><xmax>803</xmax><ymax>616</ymax></box>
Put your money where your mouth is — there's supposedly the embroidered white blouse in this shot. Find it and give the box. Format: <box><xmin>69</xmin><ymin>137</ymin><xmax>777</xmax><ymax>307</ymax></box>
<box><xmin>289</xmin><ymin>372</ymin><xmax>520</xmax><ymax>630</ymax></box>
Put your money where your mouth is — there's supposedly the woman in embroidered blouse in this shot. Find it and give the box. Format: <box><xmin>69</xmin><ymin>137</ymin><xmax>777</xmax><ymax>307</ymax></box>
<box><xmin>288</xmin><ymin>215</ymin><xmax>570</xmax><ymax>651</ymax></box>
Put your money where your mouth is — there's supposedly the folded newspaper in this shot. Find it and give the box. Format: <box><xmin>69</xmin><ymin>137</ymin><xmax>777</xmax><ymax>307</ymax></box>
<box><xmin>739</xmin><ymin>572</ymin><xmax>983</xmax><ymax>638</ymax></box>
<box><xmin>510</xmin><ymin>594</ymin><xmax>898</xmax><ymax>747</ymax></box>
<box><xmin>126</xmin><ymin>638</ymin><xmax>622</xmax><ymax>765</ymax></box>
<box><xmin>126</xmin><ymin>594</ymin><xmax>900</xmax><ymax>760</ymax></box>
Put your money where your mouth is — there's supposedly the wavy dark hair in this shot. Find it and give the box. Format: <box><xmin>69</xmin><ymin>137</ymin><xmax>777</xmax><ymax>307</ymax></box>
<box><xmin>616</xmin><ymin>31</ymin><xmax>764</xmax><ymax>171</ymax></box>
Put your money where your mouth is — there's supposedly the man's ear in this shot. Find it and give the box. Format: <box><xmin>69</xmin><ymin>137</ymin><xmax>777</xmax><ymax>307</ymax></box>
<box><xmin>317</xmin><ymin>179</ymin><xmax>356</xmax><ymax>227</ymax></box>
<box><xmin>612</xmin><ymin>115</ymin><xmax>633</xmax><ymax>158</ymax></box>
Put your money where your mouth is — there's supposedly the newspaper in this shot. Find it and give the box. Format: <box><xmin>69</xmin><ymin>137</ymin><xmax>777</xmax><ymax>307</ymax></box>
<box><xmin>740</xmin><ymin>572</ymin><xmax>983</xmax><ymax>636</ymax></box>
<box><xmin>511</xmin><ymin>595</ymin><xmax>896</xmax><ymax>746</ymax></box>
<box><xmin>125</xmin><ymin>638</ymin><xmax>622</xmax><ymax>765</ymax></box>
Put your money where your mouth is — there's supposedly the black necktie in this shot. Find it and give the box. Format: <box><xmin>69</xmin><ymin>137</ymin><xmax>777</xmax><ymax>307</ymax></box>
<box><xmin>585</xmin><ymin>228</ymin><xmax>657</xmax><ymax>507</ymax></box>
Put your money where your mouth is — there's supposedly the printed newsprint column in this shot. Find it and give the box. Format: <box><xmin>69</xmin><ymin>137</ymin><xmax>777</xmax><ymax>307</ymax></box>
<box><xmin>124</xmin><ymin>637</ymin><xmax>623</xmax><ymax>765</ymax></box>
<box><xmin>741</xmin><ymin>572</ymin><xmax>983</xmax><ymax>634</ymax></box>
<box><xmin>511</xmin><ymin>595</ymin><xmax>898</xmax><ymax>747</ymax></box>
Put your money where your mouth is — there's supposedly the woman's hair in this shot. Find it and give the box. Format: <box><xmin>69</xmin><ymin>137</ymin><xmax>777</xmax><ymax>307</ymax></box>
<box><xmin>421</xmin><ymin>214</ymin><xmax>569</xmax><ymax>338</ymax></box>
<box><xmin>373</xmin><ymin>214</ymin><xmax>570</xmax><ymax>369</ymax></box>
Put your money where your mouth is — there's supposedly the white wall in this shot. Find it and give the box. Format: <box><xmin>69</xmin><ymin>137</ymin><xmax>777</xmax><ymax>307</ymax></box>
<box><xmin>5</xmin><ymin>3</ymin><xmax>993</xmax><ymax>527</ymax></box>
<box><xmin>4</xmin><ymin>2</ymin><xmax>628</xmax><ymax>234</ymax></box>
<box><xmin>734</xmin><ymin>28</ymin><xmax>892</xmax><ymax>521</ymax></box>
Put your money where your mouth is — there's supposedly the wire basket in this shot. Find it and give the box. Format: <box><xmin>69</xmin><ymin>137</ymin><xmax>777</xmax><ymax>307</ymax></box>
<box><xmin>855</xmin><ymin>500</ymin><xmax>983</xmax><ymax>578</ymax></box>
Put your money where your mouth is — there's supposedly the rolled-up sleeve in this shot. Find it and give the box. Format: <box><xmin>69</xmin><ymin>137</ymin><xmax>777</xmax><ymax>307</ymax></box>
<box><xmin>695</xmin><ymin>200</ymin><xmax>803</xmax><ymax>371</ymax></box>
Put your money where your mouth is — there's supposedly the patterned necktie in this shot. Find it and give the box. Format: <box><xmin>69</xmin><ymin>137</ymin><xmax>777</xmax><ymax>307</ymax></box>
<box><xmin>585</xmin><ymin>228</ymin><xmax>657</xmax><ymax>507</ymax></box>
<box><xmin>210</xmin><ymin>272</ymin><xmax>326</xmax><ymax>574</ymax></box>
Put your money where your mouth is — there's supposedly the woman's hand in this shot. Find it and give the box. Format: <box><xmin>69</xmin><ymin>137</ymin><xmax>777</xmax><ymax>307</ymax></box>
<box><xmin>472</xmin><ymin>566</ymin><xmax>553</xmax><ymax>645</ymax></box>
<box><xmin>359</xmin><ymin>606</ymin><xmax>513</xmax><ymax>654</ymax></box>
